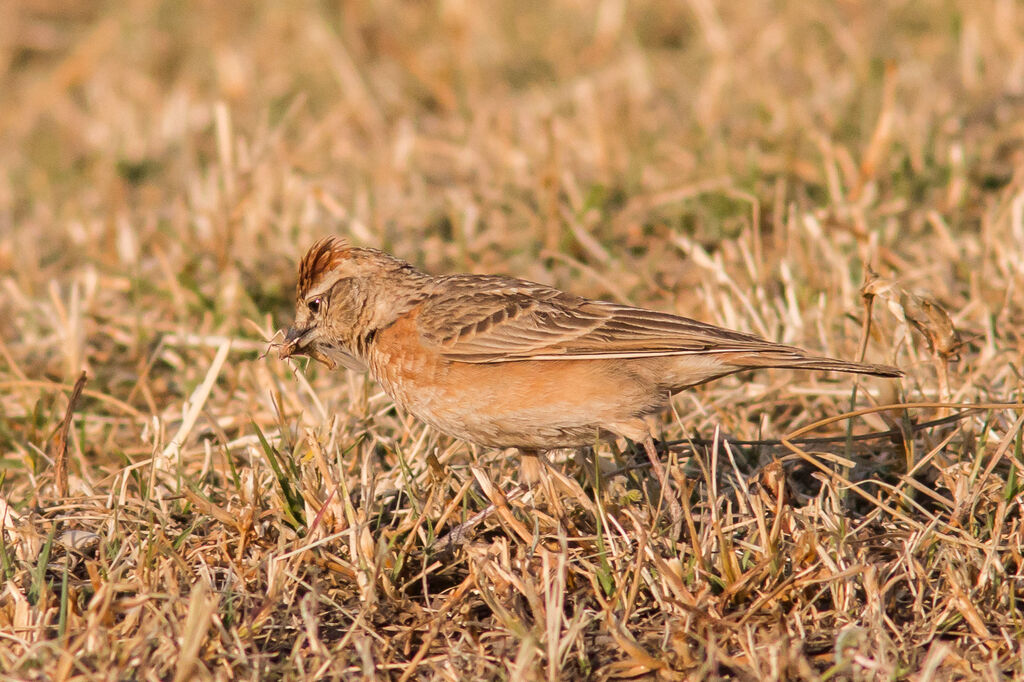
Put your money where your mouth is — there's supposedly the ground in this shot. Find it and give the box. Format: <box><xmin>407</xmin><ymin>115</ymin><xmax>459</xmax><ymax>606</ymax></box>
<box><xmin>1</xmin><ymin>1</ymin><xmax>1023</xmax><ymax>679</ymax></box>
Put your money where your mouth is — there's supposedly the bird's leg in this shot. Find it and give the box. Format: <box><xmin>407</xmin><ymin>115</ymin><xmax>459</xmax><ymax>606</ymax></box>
<box><xmin>519</xmin><ymin>449</ymin><xmax>565</xmax><ymax>519</ymax></box>
<box><xmin>640</xmin><ymin>434</ymin><xmax>668</xmax><ymax>486</ymax></box>
<box><xmin>519</xmin><ymin>449</ymin><xmax>544</xmax><ymax>488</ymax></box>
<box><xmin>609</xmin><ymin>419</ymin><xmax>683</xmax><ymax>532</ymax></box>
<box><xmin>640</xmin><ymin>434</ymin><xmax>683</xmax><ymax>532</ymax></box>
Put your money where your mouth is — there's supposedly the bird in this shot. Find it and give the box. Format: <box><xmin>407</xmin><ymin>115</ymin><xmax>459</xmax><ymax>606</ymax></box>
<box><xmin>278</xmin><ymin>236</ymin><xmax>901</xmax><ymax>507</ymax></box>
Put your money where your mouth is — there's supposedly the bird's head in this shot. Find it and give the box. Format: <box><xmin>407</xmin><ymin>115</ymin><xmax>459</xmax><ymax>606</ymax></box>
<box><xmin>279</xmin><ymin>236</ymin><xmax>422</xmax><ymax>370</ymax></box>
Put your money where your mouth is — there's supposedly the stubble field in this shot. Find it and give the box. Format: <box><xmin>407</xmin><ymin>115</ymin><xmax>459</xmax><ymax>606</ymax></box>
<box><xmin>1</xmin><ymin>1</ymin><xmax>1023</xmax><ymax>679</ymax></box>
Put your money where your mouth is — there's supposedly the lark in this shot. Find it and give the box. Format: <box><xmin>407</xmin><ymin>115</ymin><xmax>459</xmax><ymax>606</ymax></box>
<box><xmin>280</xmin><ymin>237</ymin><xmax>901</xmax><ymax>502</ymax></box>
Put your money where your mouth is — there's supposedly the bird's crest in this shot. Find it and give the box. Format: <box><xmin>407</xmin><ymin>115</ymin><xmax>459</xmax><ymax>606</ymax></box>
<box><xmin>298</xmin><ymin>236</ymin><xmax>351</xmax><ymax>296</ymax></box>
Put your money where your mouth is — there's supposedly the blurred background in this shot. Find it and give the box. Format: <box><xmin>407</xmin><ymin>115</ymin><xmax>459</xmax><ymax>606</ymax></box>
<box><xmin>3</xmin><ymin>0</ymin><xmax>1021</xmax><ymax>372</ymax></box>
<box><xmin>1</xmin><ymin>0</ymin><xmax>1023</xmax><ymax>677</ymax></box>
<box><xmin>3</xmin><ymin>0</ymin><xmax>1020</xmax><ymax>438</ymax></box>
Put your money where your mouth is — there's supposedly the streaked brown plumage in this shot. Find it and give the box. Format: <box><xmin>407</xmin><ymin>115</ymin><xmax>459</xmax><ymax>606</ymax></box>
<box><xmin>280</xmin><ymin>236</ymin><xmax>901</xmax><ymax>493</ymax></box>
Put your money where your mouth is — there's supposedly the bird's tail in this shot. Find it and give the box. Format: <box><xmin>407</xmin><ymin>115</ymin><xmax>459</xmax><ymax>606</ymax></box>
<box><xmin>725</xmin><ymin>351</ymin><xmax>903</xmax><ymax>378</ymax></box>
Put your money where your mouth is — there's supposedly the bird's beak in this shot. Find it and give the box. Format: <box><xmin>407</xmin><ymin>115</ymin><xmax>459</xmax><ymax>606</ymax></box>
<box><xmin>278</xmin><ymin>326</ymin><xmax>310</xmax><ymax>360</ymax></box>
<box><xmin>278</xmin><ymin>326</ymin><xmax>337</xmax><ymax>369</ymax></box>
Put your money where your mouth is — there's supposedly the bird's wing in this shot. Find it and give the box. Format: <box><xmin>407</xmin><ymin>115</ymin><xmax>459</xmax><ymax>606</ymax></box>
<box><xmin>416</xmin><ymin>275</ymin><xmax>787</xmax><ymax>363</ymax></box>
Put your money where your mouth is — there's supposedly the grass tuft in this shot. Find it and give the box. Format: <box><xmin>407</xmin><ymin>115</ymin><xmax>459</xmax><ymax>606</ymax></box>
<box><xmin>2</xmin><ymin>0</ymin><xmax>1024</xmax><ymax>678</ymax></box>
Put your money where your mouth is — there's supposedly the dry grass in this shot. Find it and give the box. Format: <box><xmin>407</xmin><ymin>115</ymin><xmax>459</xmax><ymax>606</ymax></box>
<box><xmin>2</xmin><ymin>0</ymin><xmax>1024</xmax><ymax>679</ymax></box>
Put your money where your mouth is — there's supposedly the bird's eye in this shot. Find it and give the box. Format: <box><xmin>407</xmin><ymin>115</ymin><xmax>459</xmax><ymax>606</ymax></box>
<box><xmin>307</xmin><ymin>297</ymin><xmax>323</xmax><ymax>314</ymax></box>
